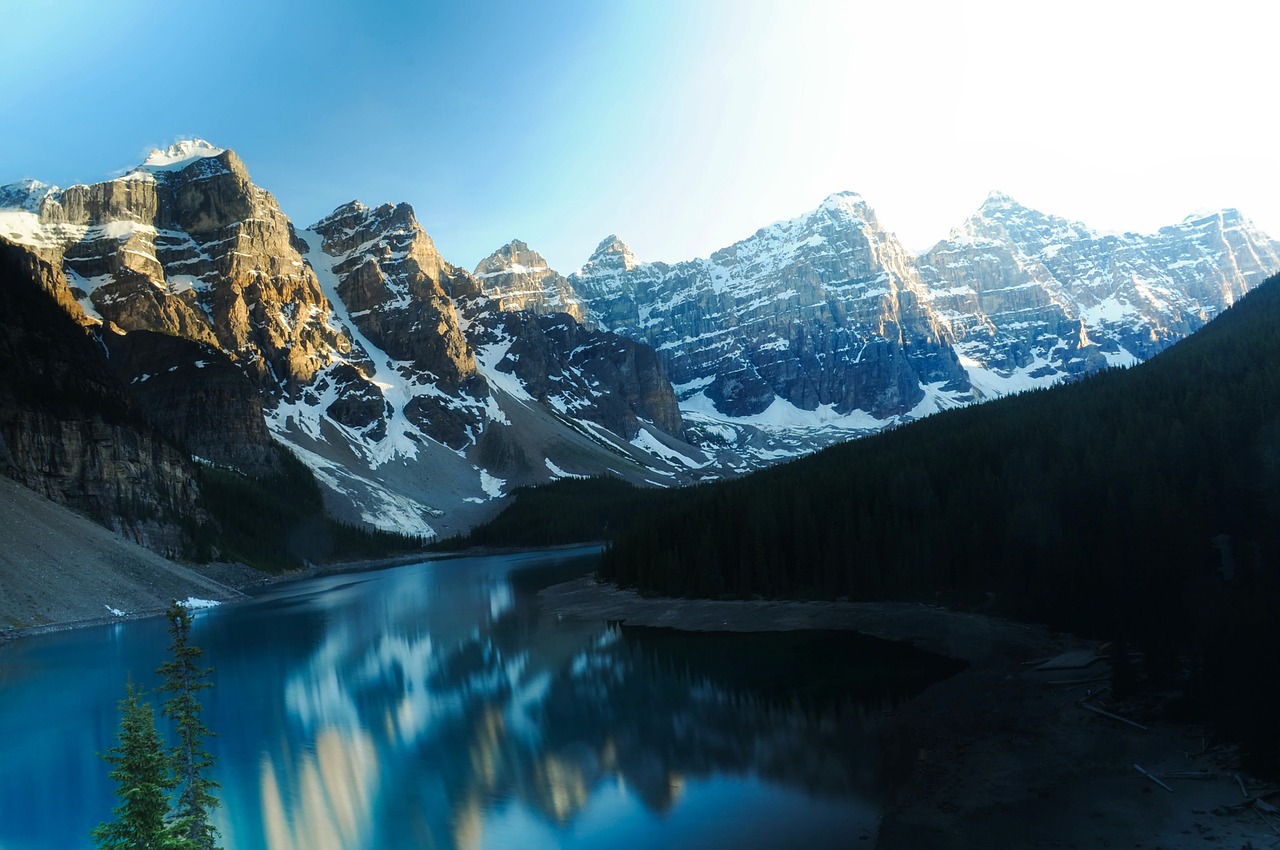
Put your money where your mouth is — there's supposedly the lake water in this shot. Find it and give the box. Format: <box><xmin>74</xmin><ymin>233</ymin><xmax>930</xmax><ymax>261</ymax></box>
<box><xmin>0</xmin><ymin>547</ymin><xmax>956</xmax><ymax>849</ymax></box>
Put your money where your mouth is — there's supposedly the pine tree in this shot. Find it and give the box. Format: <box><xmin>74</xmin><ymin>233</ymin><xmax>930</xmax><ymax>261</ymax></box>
<box><xmin>157</xmin><ymin>603</ymin><xmax>221</xmax><ymax>850</ymax></box>
<box><xmin>91</xmin><ymin>681</ymin><xmax>179</xmax><ymax>850</ymax></box>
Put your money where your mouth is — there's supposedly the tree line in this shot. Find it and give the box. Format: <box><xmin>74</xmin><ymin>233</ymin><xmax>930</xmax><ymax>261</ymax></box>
<box><xmin>190</xmin><ymin>444</ymin><xmax>428</xmax><ymax>573</ymax></box>
<box><xmin>464</xmin><ymin>273</ymin><xmax>1280</xmax><ymax>770</ymax></box>
<box><xmin>594</xmin><ymin>273</ymin><xmax>1280</xmax><ymax>769</ymax></box>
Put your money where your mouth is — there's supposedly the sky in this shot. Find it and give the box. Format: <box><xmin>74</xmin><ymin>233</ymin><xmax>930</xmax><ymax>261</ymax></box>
<box><xmin>1</xmin><ymin>0</ymin><xmax>1276</xmax><ymax>273</ymax></box>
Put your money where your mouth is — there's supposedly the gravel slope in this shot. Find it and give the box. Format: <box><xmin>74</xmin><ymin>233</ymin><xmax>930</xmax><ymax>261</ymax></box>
<box><xmin>0</xmin><ymin>476</ymin><xmax>243</xmax><ymax>632</ymax></box>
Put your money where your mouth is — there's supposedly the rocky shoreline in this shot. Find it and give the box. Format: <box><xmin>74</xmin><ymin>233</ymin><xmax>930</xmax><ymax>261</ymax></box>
<box><xmin>539</xmin><ymin>575</ymin><xmax>1279</xmax><ymax>850</ymax></box>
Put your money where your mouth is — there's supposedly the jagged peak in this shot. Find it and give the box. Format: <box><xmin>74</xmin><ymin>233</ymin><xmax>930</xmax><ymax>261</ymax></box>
<box><xmin>1181</xmin><ymin>207</ymin><xmax>1243</xmax><ymax>225</ymax></box>
<box><xmin>309</xmin><ymin>200</ymin><xmax>368</xmax><ymax>233</ymax></box>
<box><xmin>819</xmin><ymin>190</ymin><xmax>867</xmax><ymax>209</ymax></box>
<box><xmin>137</xmin><ymin>139</ymin><xmax>227</xmax><ymax>172</ymax></box>
<box><xmin>311</xmin><ymin>200</ymin><xmax>420</xmax><ymax>234</ymax></box>
<box><xmin>979</xmin><ymin>190</ymin><xmax>1023</xmax><ymax>212</ymax></box>
<box><xmin>0</xmin><ymin>178</ymin><xmax>60</xmax><ymax>212</ymax></box>
<box><xmin>591</xmin><ymin>234</ymin><xmax>630</xmax><ymax>256</ymax></box>
<box><xmin>582</xmin><ymin>234</ymin><xmax>639</xmax><ymax>273</ymax></box>
<box><xmin>473</xmin><ymin>239</ymin><xmax>554</xmax><ymax>278</ymax></box>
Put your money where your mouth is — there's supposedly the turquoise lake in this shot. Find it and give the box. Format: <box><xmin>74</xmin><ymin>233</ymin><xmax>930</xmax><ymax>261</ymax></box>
<box><xmin>0</xmin><ymin>547</ymin><xmax>952</xmax><ymax>849</ymax></box>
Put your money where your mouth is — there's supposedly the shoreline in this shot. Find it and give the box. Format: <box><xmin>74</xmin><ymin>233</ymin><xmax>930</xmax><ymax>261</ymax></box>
<box><xmin>539</xmin><ymin>575</ymin><xmax>1279</xmax><ymax>850</ymax></box>
<box><xmin>1</xmin><ymin>543</ymin><xmax>602</xmax><ymax>644</ymax></box>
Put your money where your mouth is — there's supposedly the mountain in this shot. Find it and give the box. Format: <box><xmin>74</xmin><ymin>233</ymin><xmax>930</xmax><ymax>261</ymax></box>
<box><xmin>0</xmin><ymin>239</ymin><xmax>203</xmax><ymax>553</ymax></box>
<box><xmin>0</xmin><ymin>141</ymin><xmax>701</xmax><ymax>543</ymax></box>
<box><xmin>917</xmin><ymin>192</ymin><xmax>1280</xmax><ymax>392</ymax></box>
<box><xmin>571</xmin><ymin>193</ymin><xmax>966</xmax><ymax>421</ymax></box>
<box><xmin>5</xmin><ymin>140</ymin><xmax>1278</xmax><ymax>546</ymax></box>
<box><xmin>471</xmin><ymin>191</ymin><xmax>1277</xmax><ymax>466</ymax></box>
<box><xmin>473</xmin><ymin>240</ymin><xmax>589</xmax><ymax>325</ymax></box>
<box><xmin>593</xmin><ymin>269</ymin><xmax>1280</xmax><ymax>769</ymax></box>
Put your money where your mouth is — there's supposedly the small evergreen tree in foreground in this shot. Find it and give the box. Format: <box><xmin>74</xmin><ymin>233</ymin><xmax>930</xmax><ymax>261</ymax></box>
<box><xmin>158</xmin><ymin>603</ymin><xmax>220</xmax><ymax>850</ymax></box>
<box><xmin>94</xmin><ymin>603</ymin><xmax>221</xmax><ymax>849</ymax></box>
<box><xmin>91</xmin><ymin>682</ymin><xmax>179</xmax><ymax>850</ymax></box>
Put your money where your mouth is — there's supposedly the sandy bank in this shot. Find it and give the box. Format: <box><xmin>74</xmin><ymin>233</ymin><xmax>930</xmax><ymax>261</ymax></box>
<box><xmin>540</xmin><ymin>576</ymin><xmax>1279</xmax><ymax>850</ymax></box>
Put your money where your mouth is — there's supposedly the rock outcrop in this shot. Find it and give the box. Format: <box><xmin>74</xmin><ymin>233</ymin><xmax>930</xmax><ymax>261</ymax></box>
<box><xmin>0</xmin><ymin>141</ymin><xmax>357</xmax><ymax>392</ymax></box>
<box><xmin>0</xmin><ymin>239</ymin><xmax>202</xmax><ymax>554</ymax></box>
<box><xmin>473</xmin><ymin>240</ymin><xmax>589</xmax><ymax>325</ymax></box>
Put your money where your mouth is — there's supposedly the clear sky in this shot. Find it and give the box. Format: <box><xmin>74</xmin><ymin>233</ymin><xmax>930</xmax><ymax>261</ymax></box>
<box><xmin>2</xmin><ymin>0</ymin><xmax>1276</xmax><ymax>273</ymax></box>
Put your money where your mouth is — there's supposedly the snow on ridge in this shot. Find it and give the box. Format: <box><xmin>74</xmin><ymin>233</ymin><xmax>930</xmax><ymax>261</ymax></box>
<box><xmin>295</xmin><ymin>229</ymin><xmax>429</xmax><ymax>467</ymax></box>
<box><xmin>475</xmin><ymin>262</ymin><xmax>549</xmax><ymax>279</ymax></box>
<box><xmin>630</xmin><ymin>428</ymin><xmax>708</xmax><ymax>470</ymax></box>
<box><xmin>544</xmin><ymin>458</ymin><xmax>584</xmax><ymax>479</ymax></box>
<box><xmin>139</xmin><ymin>139</ymin><xmax>226</xmax><ymax>171</ymax></box>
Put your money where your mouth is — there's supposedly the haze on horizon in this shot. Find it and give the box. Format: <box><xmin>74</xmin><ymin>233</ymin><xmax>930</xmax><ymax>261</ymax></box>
<box><xmin>1</xmin><ymin>0</ymin><xmax>1275</xmax><ymax>274</ymax></box>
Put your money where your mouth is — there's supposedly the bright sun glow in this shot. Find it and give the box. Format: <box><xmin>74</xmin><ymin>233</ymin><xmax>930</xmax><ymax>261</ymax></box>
<box><xmin>0</xmin><ymin>0</ymin><xmax>1275</xmax><ymax>271</ymax></box>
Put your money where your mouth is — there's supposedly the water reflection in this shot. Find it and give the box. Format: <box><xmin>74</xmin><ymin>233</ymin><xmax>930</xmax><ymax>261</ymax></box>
<box><xmin>0</xmin><ymin>550</ymin><xmax>956</xmax><ymax>850</ymax></box>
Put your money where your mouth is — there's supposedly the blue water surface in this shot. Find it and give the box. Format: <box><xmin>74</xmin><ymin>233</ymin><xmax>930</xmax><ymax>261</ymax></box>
<box><xmin>0</xmin><ymin>548</ymin><xmax>890</xmax><ymax>850</ymax></box>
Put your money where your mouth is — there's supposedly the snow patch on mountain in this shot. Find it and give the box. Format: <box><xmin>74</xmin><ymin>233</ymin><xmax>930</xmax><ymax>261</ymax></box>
<box><xmin>281</xmin><ymin>439</ymin><xmax>437</xmax><ymax>537</ymax></box>
<box><xmin>139</xmin><ymin>139</ymin><xmax>226</xmax><ymax>171</ymax></box>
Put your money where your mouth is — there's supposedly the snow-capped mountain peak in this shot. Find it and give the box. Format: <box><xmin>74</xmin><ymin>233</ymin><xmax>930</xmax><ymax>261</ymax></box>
<box><xmin>138</xmin><ymin>139</ymin><xmax>227</xmax><ymax>172</ymax></box>
<box><xmin>817</xmin><ymin>190</ymin><xmax>868</xmax><ymax>216</ymax></box>
<box><xmin>585</xmin><ymin>234</ymin><xmax>639</xmax><ymax>271</ymax></box>
<box><xmin>0</xmin><ymin>178</ymin><xmax>59</xmax><ymax>212</ymax></box>
<box><xmin>472</xmin><ymin>240</ymin><xmax>588</xmax><ymax>324</ymax></box>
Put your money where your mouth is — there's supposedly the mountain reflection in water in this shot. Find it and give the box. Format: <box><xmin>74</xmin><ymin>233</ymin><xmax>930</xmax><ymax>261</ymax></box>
<box><xmin>0</xmin><ymin>549</ymin><xmax>959</xmax><ymax>850</ymax></box>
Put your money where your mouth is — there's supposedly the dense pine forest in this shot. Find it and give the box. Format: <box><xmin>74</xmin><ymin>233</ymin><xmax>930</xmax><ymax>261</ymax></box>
<box><xmin>430</xmin><ymin>476</ymin><xmax>668</xmax><ymax>551</ymax></box>
<box><xmin>469</xmin><ymin>273</ymin><xmax>1280</xmax><ymax>768</ymax></box>
<box><xmin>600</xmin><ymin>275</ymin><xmax>1280</xmax><ymax>630</ymax></box>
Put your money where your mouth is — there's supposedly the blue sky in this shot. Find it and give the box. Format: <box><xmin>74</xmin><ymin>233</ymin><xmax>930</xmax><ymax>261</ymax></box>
<box><xmin>2</xmin><ymin>0</ymin><xmax>1277</xmax><ymax>273</ymax></box>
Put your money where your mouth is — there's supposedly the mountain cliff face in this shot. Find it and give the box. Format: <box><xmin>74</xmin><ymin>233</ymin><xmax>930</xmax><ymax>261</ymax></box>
<box><xmin>0</xmin><ymin>240</ymin><xmax>203</xmax><ymax>554</ymax></box>
<box><xmin>5</xmin><ymin>139</ymin><xmax>1278</xmax><ymax>543</ymax></box>
<box><xmin>0</xmin><ymin>141</ymin><xmax>352</xmax><ymax>392</ymax></box>
<box><xmin>569</xmin><ymin>193</ymin><xmax>968</xmax><ymax>421</ymax></box>
<box><xmin>917</xmin><ymin>193</ymin><xmax>1280</xmax><ymax>391</ymax></box>
<box><xmin>0</xmin><ymin>141</ymin><xmax>698</xmax><ymax>542</ymax></box>
<box><xmin>477</xmin><ymin>191</ymin><xmax>1275</xmax><ymax>464</ymax></box>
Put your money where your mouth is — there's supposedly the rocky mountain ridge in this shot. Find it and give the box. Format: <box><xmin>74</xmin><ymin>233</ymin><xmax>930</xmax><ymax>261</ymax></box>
<box><xmin>469</xmin><ymin>191</ymin><xmax>1280</xmax><ymax>465</ymax></box>
<box><xmin>0</xmin><ymin>141</ymin><xmax>701</xmax><ymax>543</ymax></box>
<box><xmin>4</xmin><ymin>139</ymin><xmax>1278</xmax><ymax>546</ymax></box>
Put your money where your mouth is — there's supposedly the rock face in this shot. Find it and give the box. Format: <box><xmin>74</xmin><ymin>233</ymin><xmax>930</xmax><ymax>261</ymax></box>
<box><xmin>571</xmin><ymin>193</ymin><xmax>968</xmax><ymax>420</ymax></box>
<box><xmin>466</xmin><ymin>307</ymin><xmax>684</xmax><ymax>440</ymax></box>
<box><xmin>473</xmin><ymin>240</ymin><xmax>589</xmax><ymax>325</ymax></box>
<box><xmin>301</xmin><ymin>202</ymin><xmax>683</xmax><ymax>449</ymax></box>
<box><xmin>561</xmin><ymin>192</ymin><xmax>1280</xmax><ymax>449</ymax></box>
<box><xmin>0</xmin><ymin>140</ymin><xmax>355</xmax><ymax>392</ymax></box>
<box><xmin>0</xmin><ymin>240</ymin><xmax>202</xmax><ymax>554</ymax></box>
<box><xmin>312</xmin><ymin>201</ymin><xmax>477</xmax><ymax>387</ymax></box>
<box><xmin>6</xmin><ymin>139</ymin><xmax>1278</xmax><ymax>540</ymax></box>
<box><xmin>1</xmin><ymin>141</ymin><xmax>700</xmax><ymax>543</ymax></box>
<box><xmin>917</xmin><ymin>193</ymin><xmax>1280</xmax><ymax>381</ymax></box>
<box><xmin>102</xmin><ymin>330</ymin><xmax>281</xmax><ymax>476</ymax></box>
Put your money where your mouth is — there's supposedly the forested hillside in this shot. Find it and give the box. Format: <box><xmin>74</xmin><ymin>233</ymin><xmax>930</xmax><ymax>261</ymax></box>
<box><xmin>596</xmin><ymin>272</ymin><xmax>1280</xmax><ymax>767</ymax></box>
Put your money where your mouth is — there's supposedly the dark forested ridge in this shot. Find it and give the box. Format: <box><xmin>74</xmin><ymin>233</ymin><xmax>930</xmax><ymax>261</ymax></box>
<box><xmin>191</xmin><ymin>445</ymin><xmax>428</xmax><ymax>573</ymax></box>
<box><xmin>593</xmin><ymin>272</ymin><xmax>1280</xmax><ymax>768</ymax></box>
<box><xmin>430</xmin><ymin>476</ymin><xmax>669</xmax><ymax>551</ymax></box>
<box><xmin>602</xmin><ymin>274</ymin><xmax>1280</xmax><ymax>615</ymax></box>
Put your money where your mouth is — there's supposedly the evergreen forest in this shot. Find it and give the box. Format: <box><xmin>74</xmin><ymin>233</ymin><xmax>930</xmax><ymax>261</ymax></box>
<box><xmin>473</xmin><ymin>273</ymin><xmax>1280</xmax><ymax>769</ymax></box>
